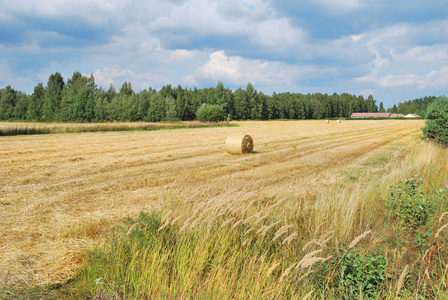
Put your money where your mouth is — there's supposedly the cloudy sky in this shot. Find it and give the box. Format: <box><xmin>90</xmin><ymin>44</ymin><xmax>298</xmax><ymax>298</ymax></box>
<box><xmin>1</xmin><ymin>0</ymin><xmax>447</xmax><ymax>107</ymax></box>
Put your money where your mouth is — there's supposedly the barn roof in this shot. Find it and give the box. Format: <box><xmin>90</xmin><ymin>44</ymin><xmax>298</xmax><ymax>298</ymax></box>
<box><xmin>351</xmin><ymin>113</ymin><xmax>391</xmax><ymax>118</ymax></box>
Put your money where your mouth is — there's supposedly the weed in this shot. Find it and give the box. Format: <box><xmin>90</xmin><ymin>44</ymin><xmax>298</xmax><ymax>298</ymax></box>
<box><xmin>329</xmin><ymin>248</ymin><xmax>387</xmax><ymax>298</ymax></box>
<box><xmin>386</xmin><ymin>176</ymin><xmax>436</xmax><ymax>229</ymax></box>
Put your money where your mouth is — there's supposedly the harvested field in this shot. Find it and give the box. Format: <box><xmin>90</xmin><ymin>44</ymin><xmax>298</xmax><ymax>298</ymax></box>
<box><xmin>0</xmin><ymin>119</ymin><xmax>431</xmax><ymax>288</ymax></box>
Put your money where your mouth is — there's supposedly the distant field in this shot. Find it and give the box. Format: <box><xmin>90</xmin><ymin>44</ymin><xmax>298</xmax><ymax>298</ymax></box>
<box><xmin>0</xmin><ymin>121</ymin><xmax>232</xmax><ymax>136</ymax></box>
<box><xmin>1</xmin><ymin>119</ymin><xmax>444</xmax><ymax>294</ymax></box>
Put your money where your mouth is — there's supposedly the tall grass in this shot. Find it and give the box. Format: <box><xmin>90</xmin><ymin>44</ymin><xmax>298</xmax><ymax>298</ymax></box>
<box><xmin>64</xmin><ymin>141</ymin><xmax>448</xmax><ymax>299</ymax></box>
<box><xmin>0</xmin><ymin>121</ymin><xmax>235</xmax><ymax>136</ymax></box>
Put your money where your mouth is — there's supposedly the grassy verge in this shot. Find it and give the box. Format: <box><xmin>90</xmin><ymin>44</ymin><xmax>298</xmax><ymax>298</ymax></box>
<box><xmin>59</xmin><ymin>172</ymin><xmax>448</xmax><ymax>298</ymax></box>
<box><xmin>0</xmin><ymin>121</ymin><xmax>236</xmax><ymax>136</ymax></box>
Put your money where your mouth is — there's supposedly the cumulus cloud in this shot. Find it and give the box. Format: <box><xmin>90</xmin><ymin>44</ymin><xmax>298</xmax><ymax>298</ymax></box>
<box><xmin>192</xmin><ymin>50</ymin><xmax>340</xmax><ymax>93</ymax></box>
<box><xmin>89</xmin><ymin>68</ymin><xmax>167</xmax><ymax>90</ymax></box>
<box><xmin>356</xmin><ymin>66</ymin><xmax>448</xmax><ymax>89</ymax></box>
<box><xmin>310</xmin><ymin>0</ymin><xmax>365</xmax><ymax>14</ymax></box>
<box><xmin>354</xmin><ymin>21</ymin><xmax>448</xmax><ymax>92</ymax></box>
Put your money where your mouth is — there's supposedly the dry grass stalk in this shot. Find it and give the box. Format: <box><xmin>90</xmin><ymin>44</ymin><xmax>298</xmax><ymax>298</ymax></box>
<box><xmin>158</xmin><ymin>220</ymin><xmax>170</xmax><ymax>232</ymax></box>
<box><xmin>273</xmin><ymin>225</ymin><xmax>294</xmax><ymax>241</ymax></box>
<box><xmin>274</xmin><ymin>224</ymin><xmax>295</xmax><ymax>236</ymax></box>
<box><xmin>266</xmin><ymin>261</ymin><xmax>281</xmax><ymax>277</ymax></box>
<box><xmin>297</xmin><ymin>256</ymin><xmax>331</xmax><ymax>269</ymax></box>
<box><xmin>298</xmin><ymin>269</ymin><xmax>316</xmax><ymax>281</ymax></box>
<box><xmin>170</xmin><ymin>216</ymin><xmax>181</xmax><ymax>225</ymax></box>
<box><xmin>162</xmin><ymin>211</ymin><xmax>171</xmax><ymax>222</ymax></box>
<box><xmin>396</xmin><ymin>264</ymin><xmax>409</xmax><ymax>296</ymax></box>
<box><xmin>296</xmin><ymin>250</ymin><xmax>323</xmax><ymax>269</ymax></box>
<box><xmin>232</xmin><ymin>219</ymin><xmax>244</xmax><ymax>229</ymax></box>
<box><xmin>335</xmin><ymin>236</ymin><xmax>340</xmax><ymax>255</ymax></box>
<box><xmin>126</xmin><ymin>222</ymin><xmax>139</xmax><ymax>235</ymax></box>
<box><xmin>179</xmin><ymin>215</ymin><xmax>196</xmax><ymax>231</ymax></box>
<box><xmin>257</xmin><ymin>221</ymin><xmax>281</xmax><ymax>236</ymax></box>
<box><xmin>220</xmin><ymin>217</ymin><xmax>236</xmax><ymax>228</ymax></box>
<box><xmin>244</xmin><ymin>228</ymin><xmax>255</xmax><ymax>236</ymax></box>
<box><xmin>243</xmin><ymin>215</ymin><xmax>256</xmax><ymax>224</ymax></box>
<box><xmin>267</xmin><ymin>197</ymin><xmax>286</xmax><ymax>211</ymax></box>
<box><xmin>348</xmin><ymin>230</ymin><xmax>372</xmax><ymax>249</ymax></box>
<box><xmin>302</xmin><ymin>289</ymin><xmax>314</xmax><ymax>300</ymax></box>
<box><xmin>255</xmin><ymin>215</ymin><xmax>268</xmax><ymax>224</ymax></box>
<box><xmin>439</xmin><ymin>212</ymin><xmax>448</xmax><ymax>224</ymax></box>
<box><xmin>435</xmin><ymin>223</ymin><xmax>448</xmax><ymax>239</ymax></box>
<box><xmin>279</xmin><ymin>263</ymin><xmax>296</xmax><ymax>283</ymax></box>
<box><xmin>188</xmin><ymin>217</ymin><xmax>201</xmax><ymax>230</ymax></box>
<box><xmin>302</xmin><ymin>239</ymin><xmax>318</xmax><ymax>251</ymax></box>
<box><xmin>282</xmin><ymin>232</ymin><xmax>298</xmax><ymax>245</ymax></box>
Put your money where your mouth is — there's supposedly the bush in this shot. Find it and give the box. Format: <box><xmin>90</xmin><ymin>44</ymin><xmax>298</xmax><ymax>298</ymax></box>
<box><xmin>422</xmin><ymin>96</ymin><xmax>448</xmax><ymax>147</ymax></box>
<box><xmin>330</xmin><ymin>248</ymin><xmax>387</xmax><ymax>298</ymax></box>
<box><xmin>386</xmin><ymin>176</ymin><xmax>435</xmax><ymax>229</ymax></box>
<box><xmin>196</xmin><ymin>104</ymin><xmax>224</xmax><ymax>122</ymax></box>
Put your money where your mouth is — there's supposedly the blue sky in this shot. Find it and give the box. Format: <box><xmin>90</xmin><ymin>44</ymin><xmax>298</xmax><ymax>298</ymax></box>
<box><xmin>1</xmin><ymin>0</ymin><xmax>447</xmax><ymax>108</ymax></box>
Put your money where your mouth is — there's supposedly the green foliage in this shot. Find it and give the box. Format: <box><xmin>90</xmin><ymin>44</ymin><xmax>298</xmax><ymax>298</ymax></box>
<box><xmin>165</xmin><ymin>95</ymin><xmax>178</xmax><ymax>122</ymax></box>
<box><xmin>196</xmin><ymin>103</ymin><xmax>224</xmax><ymax>122</ymax></box>
<box><xmin>330</xmin><ymin>248</ymin><xmax>387</xmax><ymax>298</ymax></box>
<box><xmin>386</xmin><ymin>176</ymin><xmax>435</xmax><ymax>229</ymax></box>
<box><xmin>0</xmin><ymin>70</ymin><xmax>443</xmax><ymax>123</ymax></box>
<box><xmin>73</xmin><ymin>212</ymin><xmax>288</xmax><ymax>299</ymax></box>
<box><xmin>42</xmin><ymin>72</ymin><xmax>64</xmax><ymax>121</ymax></box>
<box><xmin>0</xmin><ymin>85</ymin><xmax>16</xmax><ymax>120</ymax></box>
<box><xmin>26</xmin><ymin>83</ymin><xmax>45</xmax><ymax>121</ymax></box>
<box><xmin>422</xmin><ymin>96</ymin><xmax>448</xmax><ymax>147</ymax></box>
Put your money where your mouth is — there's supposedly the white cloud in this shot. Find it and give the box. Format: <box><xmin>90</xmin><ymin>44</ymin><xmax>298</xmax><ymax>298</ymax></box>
<box><xmin>351</xmin><ymin>34</ymin><xmax>363</xmax><ymax>42</ymax></box>
<box><xmin>193</xmin><ymin>50</ymin><xmax>338</xmax><ymax>91</ymax></box>
<box><xmin>89</xmin><ymin>68</ymin><xmax>167</xmax><ymax>90</ymax></box>
<box><xmin>310</xmin><ymin>0</ymin><xmax>365</xmax><ymax>14</ymax></box>
<box><xmin>353</xmin><ymin>21</ymin><xmax>448</xmax><ymax>91</ymax></box>
<box><xmin>0</xmin><ymin>60</ymin><xmax>35</xmax><ymax>91</ymax></box>
<box><xmin>357</xmin><ymin>66</ymin><xmax>448</xmax><ymax>89</ymax></box>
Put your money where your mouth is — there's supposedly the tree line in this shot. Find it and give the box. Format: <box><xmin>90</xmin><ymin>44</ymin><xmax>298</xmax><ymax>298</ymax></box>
<box><xmin>0</xmin><ymin>71</ymin><xmax>431</xmax><ymax>122</ymax></box>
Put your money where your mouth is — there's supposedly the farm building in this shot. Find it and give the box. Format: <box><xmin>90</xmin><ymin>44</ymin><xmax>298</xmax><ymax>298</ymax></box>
<box><xmin>350</xmin><ymin>112</ymin><xmax>410</xmax><ymax>118</ymax></box>
<box><xmin>351</xmin><ymin>113</ymin><xmax>393</xmax><ymax>118</ymax></box>
<box><xmin>404</xmin><ymin>114</ymin><xmax>421</xmax><ymax>118</ymax></box>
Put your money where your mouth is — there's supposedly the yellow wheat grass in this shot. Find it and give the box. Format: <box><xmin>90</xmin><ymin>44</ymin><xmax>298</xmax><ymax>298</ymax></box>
<box><xmin>282</xmin><ymin>232</ymin><xmax>298</xmax><ymax>245</ymax></box>
<box><xmin>396</xmin><ymin>264</ymin><xmax>409</xmax><ymax>296</ymax></box>
<box><xmin>302</xmin><ymin>289</ymin><xmax>314</xmax><ymax>300</ymax></box>
<box><xmin>279</xmin><ymin>263</ymin><xmax>296</xmax><ymax>283</ymax></box>
<box><xmin>126</xmin><ymin>222</ymin><xmax>139</xmax><ymax>235</ymax></box>
<box><xmin>266</xmin><ymin>261</ymin><xmax>281</xmax><ymax>277</ymax></box>
<box><xmin>435</xmin><ymin>223</ymin><xmax>448</xmax><ymax>239</ymax></box>
<box><xmin>348</xmin><ymin>230</ymin><xmax>372</xmax><ymax>249</ymax></box>
<box><xmin>439</xmin><ymin>212</ymin><xmax>448</xmax><ymax>224</ymax></box>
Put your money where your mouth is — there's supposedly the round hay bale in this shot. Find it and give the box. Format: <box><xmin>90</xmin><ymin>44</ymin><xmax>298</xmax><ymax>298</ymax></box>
<box><xmin>226</xmin><ymin>134</ymin><xmax>254</xmax><ymax>155</ymax></box>
<box><xmin>325</xmin><ymin>120</ymin><xmax>329</xmax><ymax>123</ymax></box>
<box><xmin>337</xmin><ymin>119</ymin><xmax>341</xmax><ymax>123</ymax></box>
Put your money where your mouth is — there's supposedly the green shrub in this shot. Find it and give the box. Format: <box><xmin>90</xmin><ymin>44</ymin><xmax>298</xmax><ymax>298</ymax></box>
<box><xmin>196</xmin><ymin>104</ymin><xmax>224</xmax><ymax>122</ymax></box>
<box><xmin>422</xmin><ymin>96</ymin><xmax>448</xmax><ymax>147</ymax></box>
<box><xmin>386</xmin><ymin>176</ymin><xmax>435</xmax><ymax>229</ymax></box>
<box><xmin>330</xmin><ymin>248</ymin><xmax>387</xmax><ymax>298</ymax></box>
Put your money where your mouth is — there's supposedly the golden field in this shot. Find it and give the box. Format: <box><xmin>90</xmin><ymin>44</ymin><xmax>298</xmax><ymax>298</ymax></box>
<box><xmin>1</xmin><ymin>119</ymin><xmax>447</xmax><ymax>296</ymax></box>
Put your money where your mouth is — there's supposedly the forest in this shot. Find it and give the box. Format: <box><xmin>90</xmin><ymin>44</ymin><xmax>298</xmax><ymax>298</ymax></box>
<box><xmin>0</xmin><ymin>72</ymin><xmax>436</xmax><ymax>122</ymax></box>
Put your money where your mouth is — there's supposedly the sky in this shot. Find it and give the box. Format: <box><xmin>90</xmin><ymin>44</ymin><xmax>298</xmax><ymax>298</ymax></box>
<box><xmin>1</xmin><ymin>0</ymin><xmax>447</xmax><ymax>108</ymax></box>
